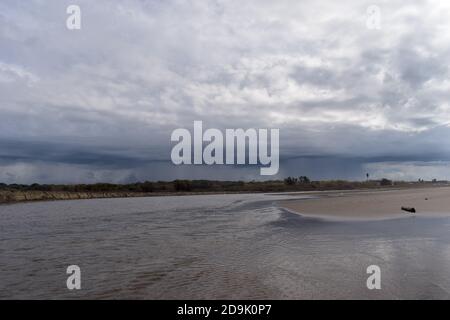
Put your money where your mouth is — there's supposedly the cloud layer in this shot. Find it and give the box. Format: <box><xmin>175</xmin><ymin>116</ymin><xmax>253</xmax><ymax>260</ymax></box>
<box><xmin>1</xmin><ymin>0</ymin><xmax>450</xmax><ymax>183</ymax></box>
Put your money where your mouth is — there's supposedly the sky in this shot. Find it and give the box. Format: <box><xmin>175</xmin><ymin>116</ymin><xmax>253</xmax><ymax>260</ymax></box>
<box><xmin>1</xmin><ymin>0</ymin><xmax>450</xmax><ymax>183</ymax></box>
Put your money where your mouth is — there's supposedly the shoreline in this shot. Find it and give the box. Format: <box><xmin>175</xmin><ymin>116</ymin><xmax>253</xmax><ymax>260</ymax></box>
<box><xmin>0</xmin><ymin>190</ymin><xmax>266</xmax><ymax>205</ymax></box>
<box><xmin>279</xmin><ymin>186</ymin><xmax>450</xmax><ymax>221</ymax></box>
<box><xmin>0</xmin><ymin>184</ymin><xmax>448</xmax><ymax>206</ymax></box>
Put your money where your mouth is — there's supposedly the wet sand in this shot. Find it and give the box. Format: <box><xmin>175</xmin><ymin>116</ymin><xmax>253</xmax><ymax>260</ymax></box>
<box><xmin>280</xmin><ymin>187</ymin><xmax>450</xmax><ymax>220</ymax></box>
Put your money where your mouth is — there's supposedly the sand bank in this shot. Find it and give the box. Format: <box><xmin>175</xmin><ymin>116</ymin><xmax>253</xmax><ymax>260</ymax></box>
<box><xmin>280</xmin><ymin>187</ymin><xmax>450</xmax><ymax>220</ymax></box>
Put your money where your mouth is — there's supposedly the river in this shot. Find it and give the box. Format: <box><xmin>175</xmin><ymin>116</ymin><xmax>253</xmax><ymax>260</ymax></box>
<box><xmin>1</xmin><ymin>193</ymin><xmax>450</xmax><ymax>299</ymax></box>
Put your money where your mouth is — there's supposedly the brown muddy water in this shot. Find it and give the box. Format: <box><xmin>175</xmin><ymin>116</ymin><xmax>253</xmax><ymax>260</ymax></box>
<box><xmin>1</xmin><ymin>193</ymin><xmax>450</xmax><ymax>299</ymax></box>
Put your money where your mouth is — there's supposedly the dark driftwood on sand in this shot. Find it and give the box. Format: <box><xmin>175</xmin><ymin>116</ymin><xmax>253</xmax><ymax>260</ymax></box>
<box><xmin>401</xmin><ymin>206</ymin><xmax>416</xmax><ymax>213</ymax></box>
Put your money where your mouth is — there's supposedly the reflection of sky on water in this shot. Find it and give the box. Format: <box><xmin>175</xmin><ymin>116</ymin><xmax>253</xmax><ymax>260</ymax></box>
<box><xmin>269</xmin><ymin>212</ymin><xmax>450</xmax><ymax>299</ymax></box>
<box><xmin>1</xmin><ymin>194</ymin><xmax>449</xmax><ymax>299</ymax></box>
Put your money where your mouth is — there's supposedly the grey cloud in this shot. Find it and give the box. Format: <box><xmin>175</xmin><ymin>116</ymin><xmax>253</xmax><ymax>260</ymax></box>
<box><xmin>1</xmin><ymin>0</ymin><xmax>450</xmax><ymax>183</ymax></box>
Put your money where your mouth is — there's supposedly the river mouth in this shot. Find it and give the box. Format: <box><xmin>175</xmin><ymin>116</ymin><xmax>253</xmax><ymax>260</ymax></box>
<box><xmin>1</xmin><ymin>193</ymin><xmax>450</xmax><ymax>299</ymax></box>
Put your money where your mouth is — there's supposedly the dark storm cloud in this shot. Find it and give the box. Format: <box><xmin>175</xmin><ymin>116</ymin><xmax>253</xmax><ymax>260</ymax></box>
<box><xmin>0</xmin><ymin>139</ymin><xmax>155</xmax><ymax>168</ymax></box>
<box><xmin>1</xmin><ymin>0</ymin><xmax>450</xmax><ymax>183</ymax></box>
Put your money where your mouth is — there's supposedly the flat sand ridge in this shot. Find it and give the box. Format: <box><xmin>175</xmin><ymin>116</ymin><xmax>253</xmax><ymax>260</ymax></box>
<box><xmin>279</xmin><ymin>187</ymin><xmax>450</xmax><ymax>220</ymax></box>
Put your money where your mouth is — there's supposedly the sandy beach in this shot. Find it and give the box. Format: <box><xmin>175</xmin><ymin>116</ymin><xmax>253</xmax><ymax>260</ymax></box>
<box><xmin>280</xmin><ymin>186</ymin><xmax>450</xmax><ymax>220</ymax></box>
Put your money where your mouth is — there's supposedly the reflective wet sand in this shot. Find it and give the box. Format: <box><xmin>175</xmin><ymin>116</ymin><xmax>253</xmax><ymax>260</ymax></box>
<box><xmin>281</xmin><ymin>187</ymin><xmax>450</xmax><ymax>220</ymax></box>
